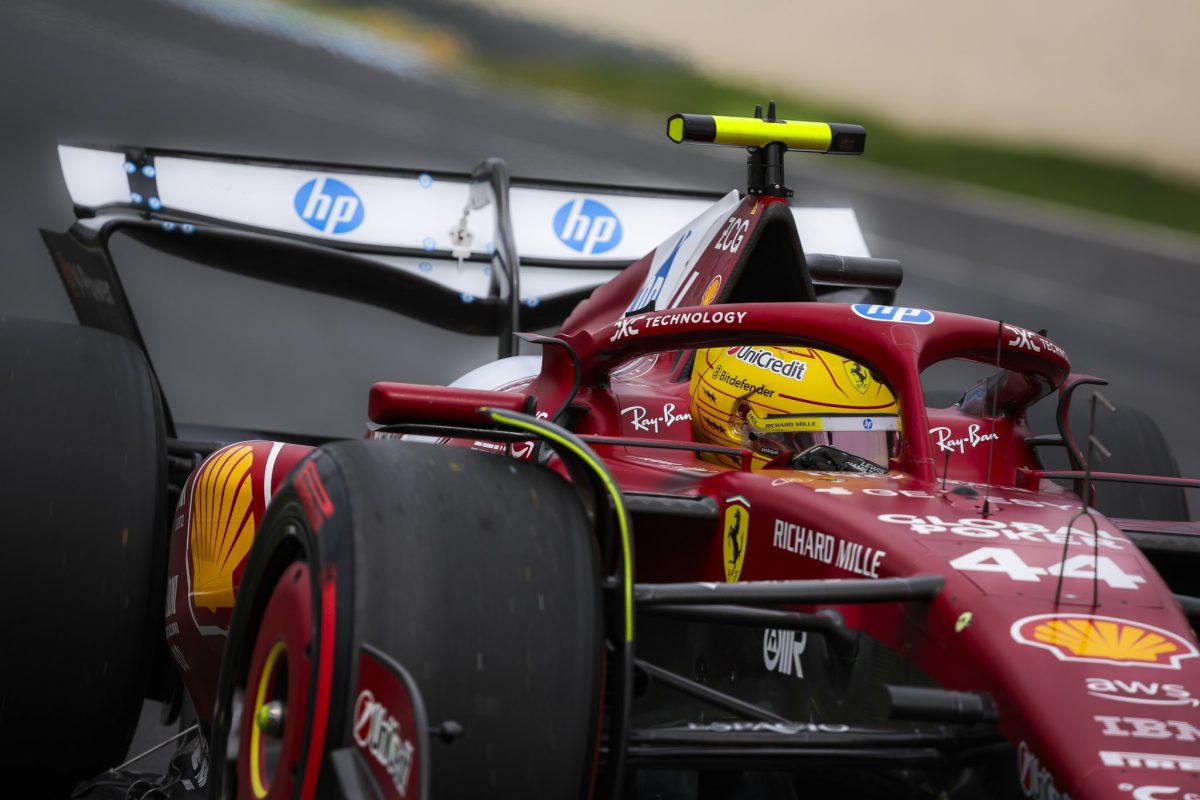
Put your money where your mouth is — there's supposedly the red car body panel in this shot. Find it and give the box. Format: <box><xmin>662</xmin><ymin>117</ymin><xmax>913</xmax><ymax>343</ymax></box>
<box><xmin>166</xmin><ymin>192</ymin><xmax>1199</xmax><ymax>798</ymax></box>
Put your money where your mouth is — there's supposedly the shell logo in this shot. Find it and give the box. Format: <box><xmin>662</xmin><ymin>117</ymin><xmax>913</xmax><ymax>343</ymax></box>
<box><xmin>1011</xmin><ymin>614</ymin><xmax>1199</xmax><ymax>670</ymax></box>
<box><xmin>189</xmin><ymin>445</ymin><xmax>256</xmax><ymax>612</ymax></box>
<box><xmin>701</xmin><ymin>275</ymin><xmax>722</xmax><ymax>305</ymax></box>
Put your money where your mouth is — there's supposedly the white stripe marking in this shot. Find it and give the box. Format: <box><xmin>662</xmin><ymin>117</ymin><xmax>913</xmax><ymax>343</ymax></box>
<box><xmin>668</xmin><ymin>270</ymin><xmax>700</xmax><ymax>308</ymax></box>
<box><xmin>158</xmin><ymin>0</ymin><xmax>429</xmax><ymax>79</ymax></box>
<box><xmin>263</xmin><ymin>440</ymin><xmax>284</xmax><ymax>503</ymax></box>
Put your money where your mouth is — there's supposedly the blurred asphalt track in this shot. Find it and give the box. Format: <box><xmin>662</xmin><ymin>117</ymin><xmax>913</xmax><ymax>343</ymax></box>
<box><xmin>2</xmin><ymin>0</ymin><xmax>1198</xmax><ymax>778</ymax></box>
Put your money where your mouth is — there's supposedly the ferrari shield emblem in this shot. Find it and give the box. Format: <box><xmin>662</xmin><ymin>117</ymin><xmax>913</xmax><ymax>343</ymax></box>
<box><xmin>724</xmin><ymin>497</ymin><xmax>751</xmax><ymax>582</ymax></box>
<box><xmin>843</xmin><ymin>360</ymin><xmax>871</xmax><ymax>394</ymax></box>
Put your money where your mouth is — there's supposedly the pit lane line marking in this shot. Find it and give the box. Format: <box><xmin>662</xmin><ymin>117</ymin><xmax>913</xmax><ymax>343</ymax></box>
<box><xmin>158</xmin><ymin>0</ymin><xmax>430</xmax><ymax>78</ymax></box>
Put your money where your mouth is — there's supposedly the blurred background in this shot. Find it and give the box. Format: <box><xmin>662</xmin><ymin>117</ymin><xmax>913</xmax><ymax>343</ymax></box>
<box><xmin>2</xmin><ymin>0</ymin><xmax>1198</xmax><ymax>776</ymax></box>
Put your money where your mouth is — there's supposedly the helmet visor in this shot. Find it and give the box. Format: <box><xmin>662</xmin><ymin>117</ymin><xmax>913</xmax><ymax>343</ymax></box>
<box><xmin>744</xmin><ymin>413</ymin><xmax>900</xmax><ymax>467</ymax></box>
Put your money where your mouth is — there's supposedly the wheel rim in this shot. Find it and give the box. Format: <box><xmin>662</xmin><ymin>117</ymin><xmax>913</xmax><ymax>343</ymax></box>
<box><xmin>238</xmin><ymin>561</ymin><xmax>314</xmax><ymax>799</ymax></box>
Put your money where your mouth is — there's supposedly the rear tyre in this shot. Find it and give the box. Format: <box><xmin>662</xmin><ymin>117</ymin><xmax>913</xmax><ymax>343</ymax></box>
<box><xmin>209</xmin><ymin>439</ymin><xmax>603</xmax><ymax>799</ymax></box>
<box><xmin>0</xmin><ymin>319</ymin><xmax>167</xmax><ymax>794</ymax></box>
<box><xmin>1026</xmin><ymin>397</ymin><xmax>1188</xmax><ymax>521</ymax></box>
<box><xmin>1085</xmin><ymin>406</ymin><xmax>1189</xmax><ymax>521</ymax></box>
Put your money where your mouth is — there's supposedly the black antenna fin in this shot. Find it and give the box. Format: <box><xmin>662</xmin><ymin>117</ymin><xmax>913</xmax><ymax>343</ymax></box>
<box><xmin>1086</xmin><ymin>392</ymin><xmax>1116</xmax><ymax>606</ymax></box>
<box><xmin>766</xmin><ymin>101</ymin><xmax>777</xmax><ymax>122</ymax></box>
<box><xmin>980</xmin><ymin>320</ymin><xmax>1004</xmax><ymax>517</ymax></box>
<box><xmin>754</xmin><ymin>104</ymin><xmax>763</xmax><ymax>119</ymax></box>
<box><xmin>1053</xmin><ymin>390</ymin><xmax>1115</xmax><ymax>606</ymax></box>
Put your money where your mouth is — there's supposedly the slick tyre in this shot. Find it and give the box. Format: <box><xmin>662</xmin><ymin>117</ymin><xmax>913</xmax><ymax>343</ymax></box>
<box><xmin>1084</xmin><ymin>406</ymin><xmax>1188</xmax><ymax>521</ymax></box>
<box><xmin>1081</xmin><ymin>405</ymin><xmax>1193</xmax><ymax>596</ymax></box>
<box><xmin>1027</xmin><ymin>397</ymin><xmax>1188</xmax><ymax>521</ymax></box>
<box><xmin>0</xmin><ymin>319</ymin><xmax>167</xmax><ymax>795</ymax></box>
<box><xmin>209</xmin><ymin>439</ymin><xmax>603</xmax><ymax>799</ymax></box>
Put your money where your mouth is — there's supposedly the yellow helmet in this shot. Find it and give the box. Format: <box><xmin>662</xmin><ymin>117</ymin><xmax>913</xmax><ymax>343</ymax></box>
<box><xmin>689</xmin><ymin>345</ymin><xmax>900</xmax><ymax>471</ymax></box>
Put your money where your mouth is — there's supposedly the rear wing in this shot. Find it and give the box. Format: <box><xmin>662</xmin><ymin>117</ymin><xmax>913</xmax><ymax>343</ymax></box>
<box><xmin>43</xmin><ymin>145</ymin><xmax>894</xmax><ymax>432</ymax></box>
<box><xmin>47</xmin><ymin>145</ymin><xmax>880</xmax><ymax>347</ymax></box>
<box><xmin>55</xmin><ymin>144</ymin><xmax>874</xmax><ymax>262</ymax></box>
<box><xmin>55</xmin><ymin>144</ymin><xmax>740</xmax><ymax>263</ymax></box>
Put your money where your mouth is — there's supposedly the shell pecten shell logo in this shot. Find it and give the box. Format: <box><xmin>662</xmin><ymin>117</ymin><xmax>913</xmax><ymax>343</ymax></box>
<box><xmin>190</xmin><ymin>444</ymin><xmax>256</xmax><ymax>612</ymax></box>
<box><xmin>1011</xmin><ymin>613</ymin><xmax>1198</xmax><ymax>669</ymax></box>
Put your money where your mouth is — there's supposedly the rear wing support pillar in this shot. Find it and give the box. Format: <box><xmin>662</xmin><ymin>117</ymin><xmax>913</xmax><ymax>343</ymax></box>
<box><xmin>467</xmin><ymin>158</ymin><xmax>521</xmax><ymax>359</ymax></box>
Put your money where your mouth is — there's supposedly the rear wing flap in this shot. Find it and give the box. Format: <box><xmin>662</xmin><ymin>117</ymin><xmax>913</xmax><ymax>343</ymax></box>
<box><xmin>56</xmin><ymin>144</ymin><xmax>875</xmax><ymax>264</ymax></box>
<box><xmin>49</xmin><ymin>146</ymin><xmax>887</xmax><ymax>344</ymax></box>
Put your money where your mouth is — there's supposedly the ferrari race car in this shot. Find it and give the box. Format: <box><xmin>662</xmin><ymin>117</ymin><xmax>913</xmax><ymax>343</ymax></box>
<box><xmin>3</xmin><ymin>107</ymin><xmax>1198</xmax><ymax>800</ymax></box>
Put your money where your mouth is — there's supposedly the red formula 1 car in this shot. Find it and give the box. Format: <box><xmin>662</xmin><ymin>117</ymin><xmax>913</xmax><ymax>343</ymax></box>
<box><xmin>4</xmin><ymin>109</ymin><xmax>1199</xmax><ymax>800</ymax></box>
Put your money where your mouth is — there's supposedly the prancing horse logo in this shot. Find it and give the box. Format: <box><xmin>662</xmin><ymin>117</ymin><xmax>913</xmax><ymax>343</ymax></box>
<box><xmin>843</xmin><ymin>360</ymin><xmax>871</xmax><ymax>395</ymax></box>
<box><xmin>723</xmin><ymin>498</ymin><xmax>750</xmax><ymax>582</ymax></box>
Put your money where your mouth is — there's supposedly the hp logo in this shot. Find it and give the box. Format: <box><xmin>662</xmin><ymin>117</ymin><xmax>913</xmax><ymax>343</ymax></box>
<box><xmin>851</xmin><ymin>304</ymin><xmax>935</xmax><ymax>325</ymax></box>
<box><xmin>553</xmin><ymin>198</ymin><xmax>622</xmax><ymax>255</ymax></box>
<box><xmin>294</xmin><ymin>178</ymin><xmax>364</xmax><ymax>235</ymax></box>
<box><xmin>862</xmin><ymin>418</ymin><xmax>874</xmax><ymax>430</ymax></box>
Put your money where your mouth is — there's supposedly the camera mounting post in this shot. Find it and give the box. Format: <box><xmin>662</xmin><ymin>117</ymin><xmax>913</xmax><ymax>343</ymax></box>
<box><xmin>666</xmin><ymin>102</ymin><xmax>866</xmax><ymax>198</ymax></box>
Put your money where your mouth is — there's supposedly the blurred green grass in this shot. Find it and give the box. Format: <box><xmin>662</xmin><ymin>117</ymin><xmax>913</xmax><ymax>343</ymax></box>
<box><xmin>485</xmin><ymin>59</ymin><xmax>1200</xmax><ymax>236</ymax></box>
<box><xmin>277</xmin><ymin>0</ymin><xmax>1200</xmax><ymax>237</ymax></box>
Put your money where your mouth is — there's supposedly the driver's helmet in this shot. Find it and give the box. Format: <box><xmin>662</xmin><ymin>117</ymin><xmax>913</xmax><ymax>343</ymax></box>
<box><xmin>689</xmin><ymin>345</ymin><xmax>900</xmax><ymax>470</ymax></box>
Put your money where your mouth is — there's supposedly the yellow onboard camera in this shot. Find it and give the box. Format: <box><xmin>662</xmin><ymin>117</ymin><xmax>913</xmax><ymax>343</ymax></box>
<box><xmin>665</xmin><ymin>102</ymin><xmax>865</xmax><ymax>196</ymax></box>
